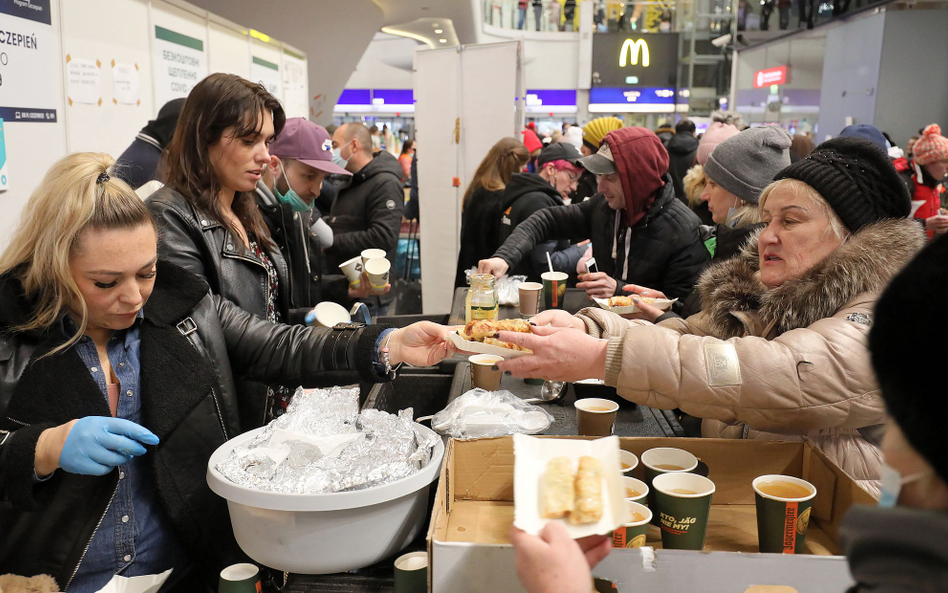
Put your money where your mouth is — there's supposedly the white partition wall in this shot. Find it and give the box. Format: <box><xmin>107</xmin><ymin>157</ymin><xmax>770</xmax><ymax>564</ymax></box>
<box><xmin>415</xmin><ymin>41</ymin><xmax>524</xmax><ymax>314</ymax></box>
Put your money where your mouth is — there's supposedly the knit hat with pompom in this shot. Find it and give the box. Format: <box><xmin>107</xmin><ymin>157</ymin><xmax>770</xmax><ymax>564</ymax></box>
<box><xmin>913</xmin><ymin>124</ymin><xmax>948</xmax><ymax>166</ymax></box>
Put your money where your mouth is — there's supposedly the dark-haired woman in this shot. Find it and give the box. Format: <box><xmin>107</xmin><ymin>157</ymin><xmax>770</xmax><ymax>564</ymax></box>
<box><xmin>146</xmin><ymin>73</ymin><xmax>297</xmax><ymax>429</ymax></box>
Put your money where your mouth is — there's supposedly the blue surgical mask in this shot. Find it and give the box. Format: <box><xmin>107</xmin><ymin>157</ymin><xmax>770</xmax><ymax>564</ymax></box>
<box><xmin>878</xmin><ymin>462</ymin><xmax>930</xmax><ymax>508</ymax></box>
<box><xmin>274</xmin><ymin>163</ymin><xmax>312</xmax><ymax>213</ymax></box>
<box><xmin>332</xmin><ymin>141</ymin><xmax>351</xmax><ymax>170</ymax></box>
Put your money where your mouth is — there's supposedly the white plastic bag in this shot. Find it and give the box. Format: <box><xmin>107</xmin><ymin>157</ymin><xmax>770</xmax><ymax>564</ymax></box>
<box><xmin>431</xmin><ymin>388</ymin><xmax>554</xmax><ymax>438</ymax></box>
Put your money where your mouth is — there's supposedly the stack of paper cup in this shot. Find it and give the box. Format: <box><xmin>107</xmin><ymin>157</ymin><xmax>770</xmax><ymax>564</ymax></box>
<box><xmin>361</xmin><ymin>248</ymin><xmax>386</xmax><ymax>264</ymax></box>
<box><xmin>365</xmin><ymin>258</ymin><xmax>391</xmax><ymax>295</ymax></box>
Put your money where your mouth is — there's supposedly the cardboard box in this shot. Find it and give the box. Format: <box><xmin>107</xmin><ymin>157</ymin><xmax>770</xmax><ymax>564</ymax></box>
<box><xmin>427</xmin><ymin>436</ymin><xmax>876</xmax><ymax>593</ymax></box>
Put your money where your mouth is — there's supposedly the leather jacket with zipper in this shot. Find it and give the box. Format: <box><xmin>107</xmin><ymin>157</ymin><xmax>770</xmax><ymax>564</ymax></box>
<box><xmin>0</xmin><ymin>261</ymin><xmax>388</xmax><ymax>590</ymax></box>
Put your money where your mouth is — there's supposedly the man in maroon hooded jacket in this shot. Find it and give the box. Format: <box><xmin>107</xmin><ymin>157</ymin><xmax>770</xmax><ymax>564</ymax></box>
<box><xmin>479</xmin><ymin>127</ymin><xmax>708</xmax><ymax>306</ymax></box>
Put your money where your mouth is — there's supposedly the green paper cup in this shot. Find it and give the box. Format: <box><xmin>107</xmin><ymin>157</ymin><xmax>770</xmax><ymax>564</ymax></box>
<box><xmin>753</xmin><ymin>474</ymin><xmax>817</xmax><ymax>554</ymax></box>
<box><xmin>541</xmin><ymin>271</ymin><xmax>568</xmax><ymax>309</ymax></box>
<box><xmin>619</xmin><ymin>450</ymin><xmax>639</xmax><ymax>474</ymax></box>
<box><xmin>218</xmin><ymin>563</ymin><xmax>261</xmax><ymax>593</ymax></box>
<box><xmin>394</xmin><ymin>551</ymin><xmax>428</xmax><ymax>593</ymax></box>
<box><xmin>612</xmin><ymin>501</ymin><xmax>652</xmax><ymax>548</ymax></box>
<box><xmin>641</xmin><ymin>447</ymin><xmax>699</xmax><ymax>524</ymax></box>
<box><xmin>622</xmin><ymin>476</ymin><xmax>649</xmax><ymax>505</ymax></box>
<box><xmin>653</xmin><ymin>472</ymin><xmax>715</xmax><ymax>550</ymax></box>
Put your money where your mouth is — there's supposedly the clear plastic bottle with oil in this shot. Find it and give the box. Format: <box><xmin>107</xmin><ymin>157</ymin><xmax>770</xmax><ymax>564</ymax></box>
<box><xmin>465</xmin><ymin>274</ymin><xmax>499</xmax><ymax>323</ymax></box>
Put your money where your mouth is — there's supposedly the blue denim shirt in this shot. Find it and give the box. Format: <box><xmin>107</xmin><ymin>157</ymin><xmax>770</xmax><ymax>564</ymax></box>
<box><xmin>63</xmin><ymin>313</ymin><xmax>188</xmax><ymax>593</ymax></box>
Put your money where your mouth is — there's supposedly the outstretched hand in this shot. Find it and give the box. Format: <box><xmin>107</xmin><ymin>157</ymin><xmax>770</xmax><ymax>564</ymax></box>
<box><xmin>510</xmin><ymin>523</ymin><xmax>612</xmax><ymax>593</ymax></box>
<box><xmin>387</xmin><ymin>322</ymin><xmax>456</xmax><ymax>367</ymax></box>
<box><xmin>495</xmin><ymin>325</ymin><xmax>607</xmax><ymax>382</ymax></box>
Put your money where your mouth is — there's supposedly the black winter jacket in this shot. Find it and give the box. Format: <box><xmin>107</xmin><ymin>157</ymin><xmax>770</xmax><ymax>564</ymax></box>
<box><xmin>146</xmin><ymin>186</ymin><xmax>309</xmax><ymax>431</ymax></box>
<box><xmin>455</xmin><ymin>187</ymin><xmax>505</xmax><ymax>288</ymax></box>
<box><xmin>325</xmin><ymin>152</ymin><xmax>404</xmax><ymax>306</ymax></box>
<box><xmin>0</xmin><ymin>262</ymin><xmax>387</xmax><ymax>591</ymax></box>
<box><xmin>666</xmin><ymin>133</ymin><xmax>698</xmax><ymax>204</ymax></box>
<box><xmin>492</xmin><ymin>175</ymin><xmax>709</xmax><ymax>304</ymax></box>
<box><xmin>676</xmin><ymin>223</ymin><xmax>761</xmax><ymax>318</ymax></box>
<box><xmin>499</xmin><ymin>173</ymin><xmax>584</xmax><ymax>281</ymax></box>
<box><xmin>254</xmin><ymin>183</ymin><xmax>351</xmax><ymax>310</ymax></box>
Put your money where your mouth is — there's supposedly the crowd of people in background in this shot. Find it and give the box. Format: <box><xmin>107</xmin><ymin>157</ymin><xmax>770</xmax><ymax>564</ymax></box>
<box><xmin>2</xmin><ymin>66</ymin><xmax>948</xmax><ymax>592</ymax></box>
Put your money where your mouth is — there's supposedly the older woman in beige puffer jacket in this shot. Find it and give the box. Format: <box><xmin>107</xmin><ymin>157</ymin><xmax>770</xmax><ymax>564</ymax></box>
<box><xmin>494</xmin><ymin>138</ymin><xmax>926</xmax><ymax>496</ymax></box>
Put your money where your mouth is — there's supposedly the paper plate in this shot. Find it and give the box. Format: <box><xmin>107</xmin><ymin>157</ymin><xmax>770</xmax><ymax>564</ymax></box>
<box><xmin>513</xmin><ymin>433</ymin><xmax>631</xmax><ymax>538</ymax></box>
<box><xmin>449</xmin><ymin>331</ymin><xmax>530</xmax><ymax>359</ymax></box>
<box><xmin>594</xmin><ymin>296</ymin><xmax>677</xmax><ymax>315</ymax></box>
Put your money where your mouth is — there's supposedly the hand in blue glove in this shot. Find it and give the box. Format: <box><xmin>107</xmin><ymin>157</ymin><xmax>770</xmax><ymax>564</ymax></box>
<box><xmin>58</xmin><ymin>417</ymin><xmax>160</xmax><ymax>476</ymax></box>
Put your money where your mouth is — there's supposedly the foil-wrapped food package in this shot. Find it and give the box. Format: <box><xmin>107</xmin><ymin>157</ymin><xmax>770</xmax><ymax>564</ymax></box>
<box><xmin>216</xmin><ymin>386</ymin><xmax>438</xmax><ymax>494</ymax></box>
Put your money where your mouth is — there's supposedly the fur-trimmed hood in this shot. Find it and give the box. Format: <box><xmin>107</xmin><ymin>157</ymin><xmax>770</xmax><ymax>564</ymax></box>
<box><xmin>696</xmin><ymin>218</ymin><xmax>926</xmax><ymax>339</ymax></box>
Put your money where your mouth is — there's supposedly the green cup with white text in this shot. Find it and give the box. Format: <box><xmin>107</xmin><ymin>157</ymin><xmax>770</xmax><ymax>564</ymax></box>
<box><xmin>653</xmin><ymin>472</ymin><xmax>715</xmax><ymax>550</ymax></box>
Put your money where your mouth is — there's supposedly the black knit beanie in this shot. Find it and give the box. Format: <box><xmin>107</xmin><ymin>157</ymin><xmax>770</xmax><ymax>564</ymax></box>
<box><xmin>774</xmin><ymin>137</ymin><xmax>910</xmax><ymax>233</ymax></box>
<box><xmin>870</xmin><ymin>234</ymin><xmax>948</xmax><ymax>483</ymax></box>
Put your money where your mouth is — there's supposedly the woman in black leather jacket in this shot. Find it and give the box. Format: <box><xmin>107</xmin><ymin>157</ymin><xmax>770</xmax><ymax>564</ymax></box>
<box><xmin>146</xmin><ymin>73</ymin><xmax>315</xmax><ymax>428</ymax></box>
<box><xmin>0</xmin><ymin>153</ymin><xmax>452</xmax><ymax>592</ymax></box>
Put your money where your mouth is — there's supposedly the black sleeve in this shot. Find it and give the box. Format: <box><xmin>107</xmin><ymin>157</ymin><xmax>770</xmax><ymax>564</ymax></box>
<box><xmin>493</xmin><ymin>200</ymin><xmax>594</xmax><ymax>269</ymax></box>
<box><xmin>659</xmin><ymin>235</ymin><xmax>711</xmax><ymax>303</ymax></box>
<box><xmin>215</xmin><ymin>295</ymin><xmax>392</xmax><ymax>385</ymax></box>
<box><xmin>146</xmin><ymin>197</ymin><xmax>212</xmax><ymax>287</ymax></box>
<box><xmin>406</xmin><ymin>155</ymin><xmax>419</xmax><ymax>221</ymax></box>
<box><xmin>0</xmin><ymin>421</ymin><xmax>60</xmax><ymax>510</ymax></box>
<box><xmin>327</xmin><ymin>177</ymin><xmax>404</xmax><ymax>260</ymax></box>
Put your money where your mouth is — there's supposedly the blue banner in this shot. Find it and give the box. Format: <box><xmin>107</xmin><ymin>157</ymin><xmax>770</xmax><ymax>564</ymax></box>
<box><xmin>0</xmin><ymin>106</ymin><xmax>56</xmax><ymax>122</ymax></box>
<box><xmin>0</xmin><ymin>0</ymin><xmax>51</xmax><ymax>25</ymax></box>
<box><xmin>589</xmin><ymin>87</ymin><xmax>677</xmax><ymax>105</ymax></box>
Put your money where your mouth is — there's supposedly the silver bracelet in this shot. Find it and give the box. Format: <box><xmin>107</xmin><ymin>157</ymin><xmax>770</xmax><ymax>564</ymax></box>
<box><xmin>380</xmin><ymin>329</ymin><xmax>404</xmax><ymax>379</ymax></box>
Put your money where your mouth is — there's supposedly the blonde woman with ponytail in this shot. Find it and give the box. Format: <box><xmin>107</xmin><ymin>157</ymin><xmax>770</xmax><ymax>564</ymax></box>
<box><xmin>455</xmin><ymin>137</ymin><xmax>530</xmax><ymax>286</ymax></box>
<box><xmin>0</xmin><ymin>153</ymin><xmax>453</xmax><ymax>590</ymax></box>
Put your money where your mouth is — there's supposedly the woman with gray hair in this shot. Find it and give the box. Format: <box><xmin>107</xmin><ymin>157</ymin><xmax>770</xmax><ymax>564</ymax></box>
<box><xmin>490</xmin><ymin>138</ymin><xmax>924</xmax><ymax>494</ymax></box>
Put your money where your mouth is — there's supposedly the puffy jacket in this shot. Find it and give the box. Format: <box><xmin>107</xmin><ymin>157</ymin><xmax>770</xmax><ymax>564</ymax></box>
<box><xmin>895</xmin><ymin>157</ymin><xmax>946</xmax><ymax>239</ymax></box>
<box><xmin>0</xmin><ymin>261</ymin><xmax>387</xmax><ymax>590</ymax></box>
<box><xmin>498</xmin><ymin>173</ymin><xmax>584</xmax><ymax>281</ymax></box>
<box><xmin>575</xmin><ymin>218</ymin><xmax>925</xmax><ymax>494</ymax></box>
<box><xmin>254</xmin><ymin>183</ymin><xmax>351</xmax><ymax>309</ymax></box>
<box><xmin>666</xmin><ymin>133</ymin><xmax>699</xmax><ymax>204</ymax></box>
<box><xmin>324</xmin><ymin>151</ymin><xmax>404</xmax><ymax>306</ymax></box>
<box><xmin>146</xmin><ymin>186</ymin><xmax>305</xmax><ymax>431</ymax></box>
<box><xmin>492</xmin><ymin>175</ymin><xmax>709</xmax><ymax>303</ymax></box>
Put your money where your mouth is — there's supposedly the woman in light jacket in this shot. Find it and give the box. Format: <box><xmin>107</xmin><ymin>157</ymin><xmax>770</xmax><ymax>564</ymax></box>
<box><xmin>491</xmin><ymin>138</ymin><xmax>924</xmax><ymax>494</ymax></box>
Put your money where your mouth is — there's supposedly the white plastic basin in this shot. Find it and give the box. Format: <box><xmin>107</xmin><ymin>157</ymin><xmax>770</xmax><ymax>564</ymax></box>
<box><xmin>206</xmin><ymin>424</ymin><xmax>444</xmax><ymax>574</ymax></box>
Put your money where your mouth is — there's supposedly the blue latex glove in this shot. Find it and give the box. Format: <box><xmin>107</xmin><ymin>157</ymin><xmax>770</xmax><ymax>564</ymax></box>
<box><xmin>59</xmin><ymin>417</ymin><xmax>160</xmax><ymax>476</ymax></box>
<box><xmin>304</xmin><ymin>309</ymin><xmax>317</xmax><ymax>325</ymax></box>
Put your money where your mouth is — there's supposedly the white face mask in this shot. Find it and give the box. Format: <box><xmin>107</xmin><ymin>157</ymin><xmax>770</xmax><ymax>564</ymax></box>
<box><xmin>725</xmin><ymin>196</ymin><xmax>743</xmax><ymax>228</ymax></box>
<box><xmin>878</xmin><ymin>462</ymin><xmax>931</xmax><ymax>508</ymax></box>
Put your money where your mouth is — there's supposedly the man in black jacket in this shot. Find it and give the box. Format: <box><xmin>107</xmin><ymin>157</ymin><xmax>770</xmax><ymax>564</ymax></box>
<box><xmin>500</xmin><ymin>142</ymin><xmax>587</xmax><ymax>280</ymax></box>
<box><xmin>666</xmin><ymin>119</ymin><xmax>699</xmax><ymax>203</ymax></box>
<box><xmin>479</xmin><ymin>127</ymin><xmax>708</xmax><ymax>306</ymax></box>
<box><xmin>328</xmin><ymin>123</ymin><xmax>405</xmax><ymax>316</ymax></box>
<box><xmin>257</xmin><ymin>118</ymin><xmax>375</xmax><ymax>313</ymax></box>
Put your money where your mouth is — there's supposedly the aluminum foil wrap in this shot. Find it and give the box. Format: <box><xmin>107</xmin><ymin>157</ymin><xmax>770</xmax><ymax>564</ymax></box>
<box><xmin>216</xmin><ymin>386</ymin><xmax>438</xmax><ymax>494</ymax></box>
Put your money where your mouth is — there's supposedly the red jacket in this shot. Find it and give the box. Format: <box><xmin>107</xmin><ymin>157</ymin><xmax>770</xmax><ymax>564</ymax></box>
<box><xmin>894</xmin><ymin>157</ymin><xmax>946</xmax><ymax>239</ymax></box>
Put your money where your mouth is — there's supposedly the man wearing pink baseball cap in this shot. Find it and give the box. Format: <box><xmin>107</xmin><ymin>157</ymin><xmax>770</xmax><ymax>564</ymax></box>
<box><xmin>256</xmin><ymin>117</ymin><xmax>378</xmax><ymax>311</ymax></box>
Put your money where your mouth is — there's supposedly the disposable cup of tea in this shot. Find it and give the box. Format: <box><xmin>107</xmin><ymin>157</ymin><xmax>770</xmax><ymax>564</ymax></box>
<box><xmin>361</xmin><ymin>248</ymin><xmax>387</xmax><ymax>266</ymax></box>
<box><xmin>218</xmin><ymin>563</ymin><xmax>261</xmax><ymax>593</ymax></box>
<box><xmin>311</xmin><ymin>301</ymin><xmax>351</xmax><ymax>328</ymax></box>
<box><xmin>365</xmin><ymin>257</ymin><xmax>391</xmax><ymax>295</ymax></box>
<box><xmin>612</xmin><ymin>501</ymin><xmax>652</xmax><ymax>548</ymax></box>
<box><xmin>469</xmin><ymin>354</ymin><xmax>504</xmax><ymax>391</ymax></box>
<box><xmin>541</xmin><ymin>271</ymin><xmax>569</xmax><ymax>310</ymax></box>
<box><xmin>622</xmin><ymin>476</ymin><xmax>649</xmax><ymax>505</ymax></box>
<box><xmin>339</xmin><ymin>255</ymin><xmax>364</xmax><ymax>288</ymax></box>
<box><xmin>619</xmin><ymin>450</ymin><xmax>639</xmax><ymax>474</ymax></box>
<box><xmin>641</xmin><ymin>447</ymin><xmax>700</xmax><ymax>524</ymax></box>
<box><xmin>652</xmin><ymin>472</ymin><xmax>715</xmax><ymax>550</ymax></box>
<box><xmin>753</xmin><ymin>474</ymin><xmax>817</xmax><ymax>554</ymax></box>
<box><xmin>518</xmin><ymin>282</ymin><xmax>543</xmax><ymax>317</ymax></box>
<box><xmin>574</xmin><ymin>398</ymin><xmax>618</xmax><ymax>436</ymax></box>
<box><xmin>393</xmin><ymin>551</ymin><xmax>428</xmax><ymax>593</ymax></box>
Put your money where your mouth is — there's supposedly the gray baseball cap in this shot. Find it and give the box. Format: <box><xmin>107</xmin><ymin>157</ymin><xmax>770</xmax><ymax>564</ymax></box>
<box><xmin>577</xmin><ymin>142</ymin><xmax>617</xmax><ymax>175</ymax></box>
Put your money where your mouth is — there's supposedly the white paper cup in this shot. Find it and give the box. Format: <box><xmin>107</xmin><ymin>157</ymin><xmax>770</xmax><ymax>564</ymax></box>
<box><xmin>365</xmin><ymin>257</ymin><xmax>391</xmax><ymax>294</ymax></box>
<box><xmin>339</xmin><ymin>255</ymin><xmax>364</xmax><ymax>288</ymax></box>
<box><xmin>361</xmin><ymin>248</ymin><xmax>387</xmax><ymax>266</ymax></box>
<box><xmin>311</xmin><ymin>302</ymin><xmax>351</xmax><ymax>328</ymax></box>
